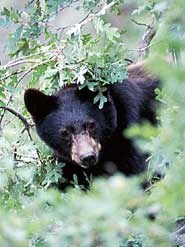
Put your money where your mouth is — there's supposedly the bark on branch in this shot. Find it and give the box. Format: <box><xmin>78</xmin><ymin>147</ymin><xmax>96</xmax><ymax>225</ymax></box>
<box><xmin>131</xmin><ymin>18</ymin><xmax>157</xmax><ymax>60</ymax></box>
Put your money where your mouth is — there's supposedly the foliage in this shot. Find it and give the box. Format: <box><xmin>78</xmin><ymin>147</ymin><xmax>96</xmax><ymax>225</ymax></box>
<box><xmin>0</xmin><ymin>0</ymin><xmax>185</xmax><ymax>246</ymax></box>
<box><xmin>0</xmin><ymin>0</ymin><xmax>126</xmax><ymax>109</ymax></box>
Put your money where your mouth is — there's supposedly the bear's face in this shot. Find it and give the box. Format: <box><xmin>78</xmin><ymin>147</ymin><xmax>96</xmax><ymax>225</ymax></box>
<box><xmin>24</xmin><ymin>87</ymin><xmax>117</xmax><ymax>168</ymax></box>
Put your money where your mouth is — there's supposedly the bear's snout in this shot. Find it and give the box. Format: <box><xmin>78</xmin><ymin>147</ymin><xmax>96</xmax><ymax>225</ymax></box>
<box><xmin>71</xmin><ymin>132</ymin><xmax>101</xmax><ymax>167</ymax></box>
<box><xmin>80</xmin><ymin>152</ymin><xmax>97</xmax><ymax>168</ymax></box>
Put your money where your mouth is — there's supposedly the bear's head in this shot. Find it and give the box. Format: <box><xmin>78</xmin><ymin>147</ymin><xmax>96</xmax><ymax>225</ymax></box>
<box><xmin>24</xmin><ymin>86</ymin><xmax>117</xmax><ymax>168</ymax></box>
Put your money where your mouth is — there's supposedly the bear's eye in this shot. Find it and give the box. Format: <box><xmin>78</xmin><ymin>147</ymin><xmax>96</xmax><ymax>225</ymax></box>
<box><xmin>59</xmin><ymin>128</ymin><xmax>71</xmax><ymax>139</ymax></box>
<box><xmin>85</xmin><ymin>120</ymin><xmax>96</xmax><ymax>130</ymax></box>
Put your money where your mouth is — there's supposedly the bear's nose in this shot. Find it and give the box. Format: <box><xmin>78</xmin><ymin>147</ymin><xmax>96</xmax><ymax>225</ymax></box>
<box><xmin>80</xmin><ymin>152</ymin><xmax>97</xmax><ymax>167</ymax></box>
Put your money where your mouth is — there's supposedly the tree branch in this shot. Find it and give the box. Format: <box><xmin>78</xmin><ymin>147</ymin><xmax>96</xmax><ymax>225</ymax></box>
<box><xmin>127</xmin><ymin>43</ymin><xmax>155</xmax><ymax>52</ymax></box>
<box><xmin>0</xmin><ymin>69</ymin><xmax>26</xmax><ymax>82</ymax></box>
<box><xmin>138</xmin><ymin>20</ymin><xmax>157</xmax><ymax>60</ymax></box>
<box><xmin>131</xmin><ymin>18</ymin><xmax>151</xmax><ymax>28</ymax></box>
<box><xmin>0</xmin><ymin>106</ymin><xmax>42</xmax><ymax>162</ymax></box>
<box><xmin>0</xmin><ymin>106</ymin><xmax>30</xmax><ymax>130</ymax></box>
<box><xmin>0</xmin><ymin>56</ymin><xmax>55</xmax><ymax>127</ymax></box>
<box><xmin>20</xmin><ymin>56</ymin><xmax>56</xmax><ymax>82</ymax></box>
<box><xmin>131</xmin><ymin>18</ymin><xmax>157</xmax><ymax>60</ymax></box>
<box><xmin>0</xmin><ymin>48</ymin><xmax>56</xmax><ymax>71</ymax></box>
<box><xmin>59</xmin><ymin>0</ymin><xmax>80</xmax><ymax>12</ymax></box>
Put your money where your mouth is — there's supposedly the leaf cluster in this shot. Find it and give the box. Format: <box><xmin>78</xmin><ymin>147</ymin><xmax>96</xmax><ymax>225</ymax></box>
<box><xmin>0</xmin><ymin>0</ymin><xmax>127</xmax><ymax>108</ymax></box>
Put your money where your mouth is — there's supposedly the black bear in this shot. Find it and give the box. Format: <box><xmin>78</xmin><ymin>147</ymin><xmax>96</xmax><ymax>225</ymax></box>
<box><xmin>24</xmin><ymin>62</ymin><xmax>159</xmax><ymax>189</ymax></box>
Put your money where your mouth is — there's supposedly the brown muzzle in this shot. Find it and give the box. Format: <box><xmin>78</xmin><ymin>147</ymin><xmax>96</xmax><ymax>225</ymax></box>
<box><xmin>71</xmin><ymin>132</ymin><xmax>101</xmax><ymax>168</ymax></box>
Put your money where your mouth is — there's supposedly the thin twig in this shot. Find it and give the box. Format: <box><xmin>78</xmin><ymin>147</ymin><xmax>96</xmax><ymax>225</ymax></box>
<box><xmin>131</xmin><ymin>18</ymin><xmax>150</xmax><ymax>28</ymax></box>
<box><xmin>127</xmin><ymin>43</ymin><xmax>154</xmax><ymax>52</ymax></box>
<box><xmin>79</xmin><ymin>11</ymin><xmax>92</xmax><ymax>24</ymax></box>
<box><xmin>50</xmin><ymin>9</ymin><xmax>92</xmax><ymax>39</ymax></box>
<box><xmin>0</xmin><ymin>48</ymin><xmax>55</xmax><ymax>71</ymax></box>
<box><xmin>14</xmin><ymin>153</ymin><xmax>38</xmax><ymax>159</ymax></box>
<box><xmin>15</xmin><ymin>160</ymin><xmax>37</xmax><ymax>165</ymax></box>
<box><xmin>56</xmin><ymin>2</ymin><xmax>114</xmax><ymax>32</ymax></box>
<box><xmin>0</xmin><ymin>106</ymin><xmax>30</xmax><ymax>130</ymax></box>
<box><xmin>56</xmin><ymin>11</ymin><xmax>91</xmax><ymax>32</ymax></box>
<box><xmin>18</xmin><ymin>56</ymin><xmax>56</xmax><ymax>82</ymax></box>
<box><xmin>0</xmin><ymin>56</ymin><xmax>56</xmax><ymax>127</ymax></box>
<box><xmin>0</xmin><ymin>106</ymin><xmax>42</xmax><ymax>162</ymax></box>
<box><xmin>0</xmin><ymin>59</ymin><xmax>40</xmax><ymax>70</ymax></box>
<box><xmin>0</xmin><ymin>69</ymin><xmax>26</xmax><ymax>82</ymax></box>
<box><xmin>59</xmin><ymin>0</ymin><xmax>80</xmax><ymax>12</ymax></box>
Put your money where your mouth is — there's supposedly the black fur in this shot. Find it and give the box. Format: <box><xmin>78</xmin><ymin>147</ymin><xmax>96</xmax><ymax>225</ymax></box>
<box><xmin>24</xmin><ymin>64</ymin><xmax>159</xmax><ymax>189</ymax></box>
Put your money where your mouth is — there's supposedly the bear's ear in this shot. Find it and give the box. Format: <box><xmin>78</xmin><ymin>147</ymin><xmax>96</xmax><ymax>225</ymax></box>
<box><xmin>24</xmin><ymin>89</ymin><xmax>58</xmax><ymax>120</ymax></box>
